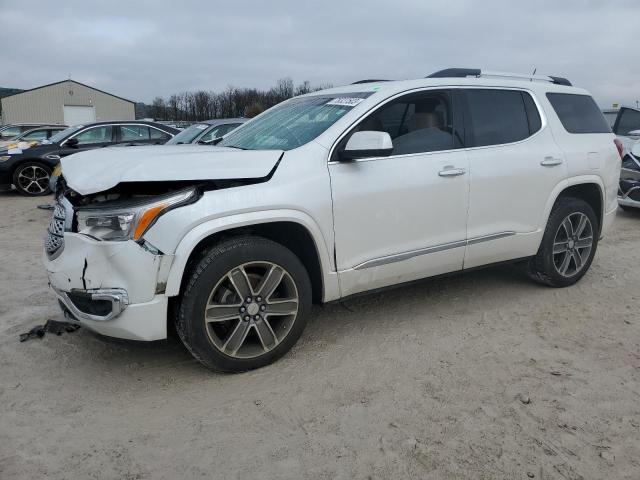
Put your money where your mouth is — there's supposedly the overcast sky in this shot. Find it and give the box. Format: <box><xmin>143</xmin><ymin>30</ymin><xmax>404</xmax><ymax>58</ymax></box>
<box><xmin>1</xmin><ymin>0</ymin><xmax>638</xmax><ymax>107</ymax></box>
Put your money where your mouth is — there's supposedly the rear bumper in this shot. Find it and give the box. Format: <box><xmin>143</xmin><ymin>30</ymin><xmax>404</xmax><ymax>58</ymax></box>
<box><xmin>601</xmin><ymin>204</ymin><xmax>618</xmax><ymax>238</ymax></box>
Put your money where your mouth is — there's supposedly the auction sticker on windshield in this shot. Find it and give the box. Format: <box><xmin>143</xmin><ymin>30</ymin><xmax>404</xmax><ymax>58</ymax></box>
<box><xmin>326</xmin><ymin>97</ymin><xmax>366</xmax><ymax>107</ymax></box>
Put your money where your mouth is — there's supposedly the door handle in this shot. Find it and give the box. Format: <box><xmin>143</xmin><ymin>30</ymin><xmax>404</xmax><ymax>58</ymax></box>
<box><xmin>438</xmin><ymin>166</ymin><xmax>466</xmax><ymax>177</ymax></box>
<box><xmin>541</xmin><ymin>156</ymin><xmax>563</xmax><ymax>166</ymax></box>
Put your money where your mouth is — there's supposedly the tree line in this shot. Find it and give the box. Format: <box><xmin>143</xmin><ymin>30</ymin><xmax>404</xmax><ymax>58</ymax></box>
<box><xmin>140</xmin><ymin>78</ymin><xmax>331</xmax><ymax>122</ymax></box>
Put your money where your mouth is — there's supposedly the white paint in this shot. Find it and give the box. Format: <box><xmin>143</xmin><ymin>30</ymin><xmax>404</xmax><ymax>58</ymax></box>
<box><xmin>44</xmin><ymin>75</ymin><xmax>621</xmax><ymax>342</ymax></box>
<box><xmin>61</xmin><ymin>145</ymin><xmax>283</xmax><ymax>195</ymax></box>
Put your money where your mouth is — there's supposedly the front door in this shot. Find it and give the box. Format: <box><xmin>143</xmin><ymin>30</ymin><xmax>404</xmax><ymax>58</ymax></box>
<box><xmin>329</xmin><ymin>89</ymin><xmax>470</xmax><ymax>297</ymax></box>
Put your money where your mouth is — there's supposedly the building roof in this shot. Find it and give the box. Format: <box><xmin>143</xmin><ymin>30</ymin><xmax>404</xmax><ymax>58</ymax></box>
<box><xmin>1</xmin><ymin>79</ymin><xmax>135</xmax><ymax>104</ymax></box>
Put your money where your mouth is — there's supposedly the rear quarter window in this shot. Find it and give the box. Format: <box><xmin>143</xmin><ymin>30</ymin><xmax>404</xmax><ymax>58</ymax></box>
<box><xmin>546</xmin><ymin>93</ymin><xmax>611</xmax><ymax>134</ymax></box>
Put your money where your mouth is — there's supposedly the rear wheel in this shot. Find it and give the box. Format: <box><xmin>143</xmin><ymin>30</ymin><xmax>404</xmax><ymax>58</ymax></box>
<box><xmin>176</xmin><ymin>236</ymin><xmax>312</xmax><ymax>372</ymax></box>
<box><xmin>527</xmin><ymin>197</ymin><xmax>598</xmax><ymax>287</ymax></box>
<box><xmin>13</xmin><ymin>162</ymin><xmax>52</xmax><ymax>196</ymax></box>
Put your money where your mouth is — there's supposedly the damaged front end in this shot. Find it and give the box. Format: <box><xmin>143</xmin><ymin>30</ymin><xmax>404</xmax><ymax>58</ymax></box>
<box><xmin>618</xmin><ymin>151</ymin><xmax>640</xmax><ymax>210</ymax></box>
<box><xmin>43</xmin><ymin>178</ymin><xmax>202</xmax><ymax>340</ymax></box>
<box><xmin>43</xmin><ymin>146</ymin><xmax>285</xmax><ymax>340</ymax></box>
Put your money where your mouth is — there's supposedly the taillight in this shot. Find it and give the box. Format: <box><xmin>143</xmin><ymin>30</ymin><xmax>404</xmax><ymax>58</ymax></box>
<box><xmin>614</xmin><ymin>138</ymin><xmax>624</xmax><ymax>159</ymax></box>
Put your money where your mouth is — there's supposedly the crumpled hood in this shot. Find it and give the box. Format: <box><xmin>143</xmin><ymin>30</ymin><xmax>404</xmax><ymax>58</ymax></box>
<box><xmin>61</xmin><ymin>145</ymin><xmax>283</xmax><ymax>195</ymax></box>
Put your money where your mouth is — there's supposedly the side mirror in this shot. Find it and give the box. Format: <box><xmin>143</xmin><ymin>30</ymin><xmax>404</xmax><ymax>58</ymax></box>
<box><xmin>338</xmin><ymin>131</ymin><xmax>393</xmax><ymax>161</ymax></box>
<box><xmin>631</xmin><ymin>141</ymin><xmax>640</xmax><ymax>158</ymax></box>
<box><xmin>628</xmin><ymin>129</ymin><xmax>640</xmax><ymax>140</ymax></box>
<box><xmin>65</xmin><ymin>137</ymin><xmax>79</xmax><ymax>148</ymax></box>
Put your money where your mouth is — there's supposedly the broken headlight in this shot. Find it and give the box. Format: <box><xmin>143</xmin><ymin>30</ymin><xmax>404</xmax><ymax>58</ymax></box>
<box><xmin>76</xmin><ymin>188</ymin><xmax>197</xmax><ymax>241</ymax></box>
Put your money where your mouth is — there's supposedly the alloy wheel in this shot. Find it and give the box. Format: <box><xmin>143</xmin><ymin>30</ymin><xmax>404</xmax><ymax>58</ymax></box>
<box><xmin>552</xmin><ymin>212</ymin><xmax>594</xmax><ymax>277</ymax></box>
<box><xmin>17</xmin><ymin>165</ymin><xmax>50</xmax><ymax>194</ymax></box>
<box><xmin>204</xmin><ymin>261</ymin><xmax>299</xmax><ymax>359</ymax></box>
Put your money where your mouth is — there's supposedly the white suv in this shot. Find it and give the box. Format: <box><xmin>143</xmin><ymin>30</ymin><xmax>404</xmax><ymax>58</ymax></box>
<box><xmin>44</xmin><ymin>69</ymin><xmax>622</xmax><ymax>372</ymax></box>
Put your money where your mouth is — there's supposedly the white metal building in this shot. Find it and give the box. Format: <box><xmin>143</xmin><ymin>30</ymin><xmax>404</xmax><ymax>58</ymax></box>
<box><xmin>1</xmin><ymin>79</ymin><xmax>135</xmax><ymax>125</ymax></box>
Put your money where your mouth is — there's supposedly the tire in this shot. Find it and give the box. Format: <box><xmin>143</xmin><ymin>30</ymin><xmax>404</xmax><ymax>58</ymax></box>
<box><xmin>527</xmin><ymin>197</ymin><xmax>599</xmax><ymax>287</ymax></box>
<box><xmin>176</xmin><ymin>236</ymin><xmax>312</xmax><ymax>372</ymax></box>
<box><xmin>13</xmin><ymin>161</ymin><xmax>52</xmax><ymax>196</ymax></box>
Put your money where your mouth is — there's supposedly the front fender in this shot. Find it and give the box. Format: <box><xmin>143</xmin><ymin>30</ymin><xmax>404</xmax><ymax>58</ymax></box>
<box><xmin>162</xmin><ymin>209</ymin><xmax>339</xmax><ymax>301</ymax></box>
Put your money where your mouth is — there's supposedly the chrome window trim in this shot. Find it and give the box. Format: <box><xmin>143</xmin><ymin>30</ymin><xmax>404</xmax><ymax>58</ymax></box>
<box><xmin>327</xmin><ymin>85</ymin><xmax>548</xmax><ymax>164</ymax></box>
<box><xmin>61</xmin><ymin>123</ymin><xmax>175</xmax><ymax>146</ymax></box>
<box><xmin>352</xmin><ymin>232</ymin><xmax>516</xmax><ymax>270</ymax></box>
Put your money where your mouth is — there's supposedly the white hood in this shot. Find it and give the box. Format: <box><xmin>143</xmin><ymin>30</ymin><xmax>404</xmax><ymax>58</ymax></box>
<box><xmin>61</xmin><ymin>145</ymin><xmax>283</xmax><ymax>195</ymax></box>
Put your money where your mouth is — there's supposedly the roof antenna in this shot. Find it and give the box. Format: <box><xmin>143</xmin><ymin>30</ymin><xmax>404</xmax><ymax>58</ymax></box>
<box><xmin>531</xmin><ymin>67</ymin><xmax>537</xmax><ymax>81</ymax></box>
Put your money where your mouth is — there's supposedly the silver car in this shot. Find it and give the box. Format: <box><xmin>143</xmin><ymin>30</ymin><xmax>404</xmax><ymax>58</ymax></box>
<box><xmin>165</xmin><ymin>118</ymin><xmax>246</xmax><ymax>145</ymax></box>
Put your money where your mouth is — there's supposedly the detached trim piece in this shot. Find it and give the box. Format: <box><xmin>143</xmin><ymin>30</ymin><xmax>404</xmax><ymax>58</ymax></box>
<box><xmin>353</xmin><ymin>232</ymin><xmax>515</xmax><ymax>270</ymax></box>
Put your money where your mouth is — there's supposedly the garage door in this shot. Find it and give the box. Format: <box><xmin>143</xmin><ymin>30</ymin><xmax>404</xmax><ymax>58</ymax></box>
<box><xmin>63</xmin><ymin>106</ymin><xmax>96</xmax><ymax>126</ymax></box>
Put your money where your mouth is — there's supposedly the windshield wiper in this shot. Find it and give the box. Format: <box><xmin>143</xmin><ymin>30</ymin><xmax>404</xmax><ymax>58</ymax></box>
<box><xmin>223</xmin><ymin>145</ymin><xmax>248</xmax><ymax>150</ymax></box>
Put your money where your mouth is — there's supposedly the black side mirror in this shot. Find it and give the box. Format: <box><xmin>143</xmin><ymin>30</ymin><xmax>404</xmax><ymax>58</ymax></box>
<box><xmin>65</xmin><ymin>137</ymin><xmax>79</xmax><ymax>148</ymax></box>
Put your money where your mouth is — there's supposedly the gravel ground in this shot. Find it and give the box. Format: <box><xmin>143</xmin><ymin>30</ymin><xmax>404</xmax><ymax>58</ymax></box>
<box><xmin>1</xmin><ymin>192</ymin><xmax>639</xmax><ymax>480</ymax></box>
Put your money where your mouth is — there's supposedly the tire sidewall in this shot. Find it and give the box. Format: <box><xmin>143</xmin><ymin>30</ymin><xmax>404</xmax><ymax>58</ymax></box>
<box><xmin>13</xmin><ymin>161</ymin><xmax>52</xmax><ymax>196</ymax></box>
<box><xmin>538</xmin><ymin>198</ymin><xmax>599</xmax><ymax>287</ymax></box>
<box><xmin>179</xmin><ymin>238</ymin><xmax>312</xmax><ymax>372</ymax></box>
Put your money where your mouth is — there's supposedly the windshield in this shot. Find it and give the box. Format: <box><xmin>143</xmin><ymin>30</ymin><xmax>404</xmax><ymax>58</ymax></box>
<box><xmin>218</xmin><ymin>94</ymin><xmax>370</xmax><ymax>151</ymax></box>
<box><xmin>165</xmin><ymin>124</ymin><xmax>210</xmax><ymax>145</ymax></box>
<box><xmin>46</xmin><ymin>125</ymin><xmax>85</xmax><ymax>144</ymax></box>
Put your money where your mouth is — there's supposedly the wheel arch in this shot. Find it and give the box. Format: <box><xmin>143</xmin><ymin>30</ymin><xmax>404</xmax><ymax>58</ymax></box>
<box><xmin>543</xmin><ymin>177</ymin><xmax>604</xmax><ymax>236</ymax></box>
<box><xmin>164</xmin><ymin>212</ymin><xmax>337</xmax><ymax>304</ymax></box>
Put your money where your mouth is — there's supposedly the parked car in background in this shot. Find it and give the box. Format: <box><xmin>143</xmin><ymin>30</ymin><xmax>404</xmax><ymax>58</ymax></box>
<box><xmin>165</xmin><ymin>118</ymin><xmax>247</xmax><ymax>145</ymax></box>
<box><xmin>606</xmin><ymin>106</ymin><xmax>640</xmax><ymax>153</ymax></box>
<box><xmin>618</xmin><ymin>140</ymin><xmax>640</xmax><ymax>211</ymax></box>
<box><xmin>0</xmin><ymin>120</ymin><xmax>178</xmax><ymax>195</ymax></box>
<box><xmin>0</xmin><ymin>125</ymin><xmax>67</xmax><ymax>148</ymax></box>
<box><xmin>0</xmin><ymin>123</ymin><xmax>58</xmax><ymax>139</ymax></box>
<box><xmin>46</xmin><ymin>69</ymin><xmax>621</xmax><ymax>372</ymax></box>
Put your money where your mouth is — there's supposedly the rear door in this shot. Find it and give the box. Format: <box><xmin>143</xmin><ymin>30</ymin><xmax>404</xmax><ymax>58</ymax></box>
<box><xmin>461</xmin><ymin>88</ymin><xmax>567</xmax><ymax>268</ymax></box>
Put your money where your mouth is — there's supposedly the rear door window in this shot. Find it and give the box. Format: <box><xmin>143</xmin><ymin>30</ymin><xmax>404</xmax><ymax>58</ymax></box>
<box><xmin>149</xmin><ymin>127</ymin><xmax>170</xmax><ymax>141</ymax></box>
<box><xmin>121</xmin><ymin>125</ymin><xmax>151</xmax><ymax>141</ymax></box>
<box><xmin>546</xmin><ymin>93</ymin><xmax>611</xmax><ymax>134</ymax></box>
<box><xmin>464</xmin><ymin>89</ymin><xmax>534</xmax><ymax>147</ymax></box>
<box><xmin>613</xmin><ymin>107</ymin><xmax>640</xmax><ymax>136</ymax></box>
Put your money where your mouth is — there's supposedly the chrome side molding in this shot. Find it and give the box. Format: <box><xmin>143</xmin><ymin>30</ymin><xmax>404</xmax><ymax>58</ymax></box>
<box><xmin>353</xmin><ymin>232</ymin><xmax>516</xmax><ymax>270</ymax></box>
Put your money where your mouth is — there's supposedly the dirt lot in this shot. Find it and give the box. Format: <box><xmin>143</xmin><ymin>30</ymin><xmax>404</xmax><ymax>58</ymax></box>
<box><xmin>0</xmin><ymin>192</ymin><xmax>639</xmax><ymax>480</ymax></box>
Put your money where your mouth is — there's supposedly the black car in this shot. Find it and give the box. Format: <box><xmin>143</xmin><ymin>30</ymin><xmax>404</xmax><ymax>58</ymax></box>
<box><xmin>0</xmin><ymin>121</ymin><xmax>179</xmax><ymax>196</ymax></box>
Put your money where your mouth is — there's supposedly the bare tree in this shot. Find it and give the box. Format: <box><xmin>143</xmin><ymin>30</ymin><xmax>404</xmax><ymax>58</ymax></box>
<box><xmin>142</xmin><ymin>78</ymin><xmax>328</xmax><ymax>122</ymax></box>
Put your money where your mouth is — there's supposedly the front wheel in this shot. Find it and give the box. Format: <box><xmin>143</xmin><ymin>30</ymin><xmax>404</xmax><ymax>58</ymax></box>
<box><xmin>176</xmin><ymin>236</ymin><xmax>312</xmax><ymax>372</ymax></box>
<box><xmin>527</xmin><ymin>197</ymin><xmax>598</xmax><ymax>287</ymax></box>
<box><xmin>13</xmin><ymin>161</ymin><xmax>52</xmax><ymax>196</ymax></box>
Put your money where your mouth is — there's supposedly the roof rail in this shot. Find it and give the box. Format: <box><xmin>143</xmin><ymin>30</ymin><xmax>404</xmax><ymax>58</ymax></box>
<box><xmin>427</xmin><ymin>68</ymin><xmax>572</xmax><ymax>86</ymax></box>
<box><xmin>351</xmin><ymin>79</ymin><xmax>390</xmax><ymax>84</ymax></box>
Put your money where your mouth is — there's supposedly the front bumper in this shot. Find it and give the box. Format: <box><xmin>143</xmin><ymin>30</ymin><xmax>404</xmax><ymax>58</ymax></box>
<box><xmin>618</xmin><ymin>196</ymin><xmax>640</xmax><ymax>209</ymax></box>
<box><xmin>0</xmin><ymin>167</ymin><xmax>12</xmax><ymax>191</ymax></box>
<box><xmin>43</xmin><ymin>232</ymin><xmax>173</xmax><ymax>341</ymax></box>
